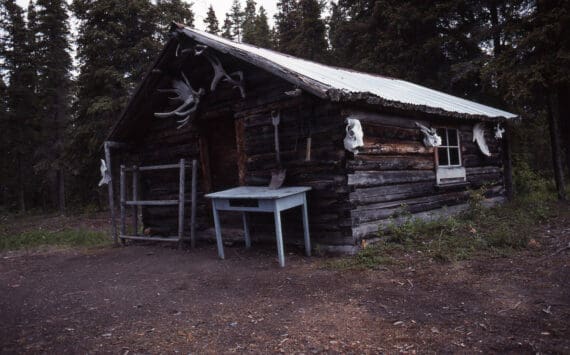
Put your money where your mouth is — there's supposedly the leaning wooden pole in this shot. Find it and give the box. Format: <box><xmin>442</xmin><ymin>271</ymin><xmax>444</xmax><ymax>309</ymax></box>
<box><xmin>502</xmin><ymin>124</ymin><xmax>514</xmax><ymax>201</ymax></box>
<box><xmin>190</xmin><ymin>159</ymin><xmax>198</xmax><ymax>248</ymax></box>
<box><xmin>178</xmin><ymin>158</ymin><xmax>186</xmax><ymax>249</ymax></box>
<box><xmin>104</xmin><ymin>142</ymin><xmax>118</xmax><ymax>246</ymax></box>
<box><xmin>120</xmin><ymin>164</ymin><xmax>126</xmax><ymax>244</ymax></box>
<box><xmin>132</xmin><ymin>166</ymin><xmax>139</xmax><ymax>236</ymax></box>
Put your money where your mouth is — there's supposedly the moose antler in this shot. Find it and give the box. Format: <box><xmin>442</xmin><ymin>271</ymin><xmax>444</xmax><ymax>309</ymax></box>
<box><xmin>194</xmin><ymin>45</ymin><xmax>246</xmax><ymax>98</ymax></box>
<box><xmin>154</xmin><ymin>71</ymin><xmax>205</xmax><ymax>129</ymax></box>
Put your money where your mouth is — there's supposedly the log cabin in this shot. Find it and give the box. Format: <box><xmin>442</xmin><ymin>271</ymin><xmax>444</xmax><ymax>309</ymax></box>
<box><xmin>104</xmin><ymin>23</ymin><xmax>518</xmax><ymax>254</ymax></box>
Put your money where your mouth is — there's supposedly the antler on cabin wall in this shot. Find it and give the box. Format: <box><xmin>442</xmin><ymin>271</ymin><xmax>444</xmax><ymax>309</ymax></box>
<box><xmin>194</xmin><ymin>44</ymin><xmax>246</xmax><ymax>98</ymax></box>
<box><xmin>154</xmin><ymin>71</ymin><xmax>205</xmax><ymax>129</ymax></box>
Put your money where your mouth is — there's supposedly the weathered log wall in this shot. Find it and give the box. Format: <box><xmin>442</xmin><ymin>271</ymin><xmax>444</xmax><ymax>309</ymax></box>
<box><xmin>345</xmin><ymin>110</ymin><xmax>505</xmax><ymax>240</ymax></box>
<box><xmin>121</xmin><ymin>49</ymin><xmax>352</xmax><ymax>246</ymax></box>
<box><xmin>112</xmin><ymin>41</ymin><xmax>507</xmax><ymax>250</ymax></box>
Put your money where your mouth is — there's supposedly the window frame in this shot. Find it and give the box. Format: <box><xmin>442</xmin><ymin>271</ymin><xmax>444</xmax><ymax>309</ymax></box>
<box><xmin>435</xmin><ymin>127</ymin><xmax>462</xmax><ymax>168</ymax></box>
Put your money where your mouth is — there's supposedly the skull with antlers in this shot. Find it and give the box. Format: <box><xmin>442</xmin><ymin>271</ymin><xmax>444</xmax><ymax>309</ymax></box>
<box><xmin>154</xmin><ymin>71</ymin><xmax>205</xmax><ymax>129</ymax></box>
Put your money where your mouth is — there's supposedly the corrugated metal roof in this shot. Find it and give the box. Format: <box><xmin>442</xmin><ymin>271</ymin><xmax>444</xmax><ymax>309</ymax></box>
<box><xmin>180</xmin><ymin>27</ymin><xmax>517</xmax><ymax>120</ymax></box>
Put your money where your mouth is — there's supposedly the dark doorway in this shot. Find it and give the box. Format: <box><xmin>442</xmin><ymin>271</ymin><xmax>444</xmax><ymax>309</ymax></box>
<box><xmin>202</xmin><ymin>113</ymin><xmax>239</xmax><ymax>192</ymax></box>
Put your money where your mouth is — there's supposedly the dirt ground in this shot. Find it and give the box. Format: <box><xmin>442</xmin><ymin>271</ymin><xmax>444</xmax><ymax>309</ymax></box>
<box><xmin>0</xmin><ymin>212</ymin><xmax>569</xmax><ymax>353</ymax></box>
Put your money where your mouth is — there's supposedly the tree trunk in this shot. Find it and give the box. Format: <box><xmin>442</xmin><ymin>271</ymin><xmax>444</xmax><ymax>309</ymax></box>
<box><xmin>548</xmin><ymin>90</ymin><xmax>567</xmax><ymax>201</ymax></box>
<box><xmin>558</xmin><ymin>85</ymin><xmax>570</xmax><ymax>175</ymax></box>
<box><xmin>58</xmin><ymin>168</ymin><xmax>66</xmax><ymax>214</ymax></box>
<box><xmin>489</xmin><ymin>0</ymin><xmax>502</xmax><ymax>56</ymax></box>
<box><xmin>17</xmin><ymin>155</ymin><xmax>26</xmax><ymax>212</ymax></box>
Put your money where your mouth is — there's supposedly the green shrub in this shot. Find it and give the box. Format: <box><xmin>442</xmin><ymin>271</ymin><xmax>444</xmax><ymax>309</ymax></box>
<box><xmin>513</xmin><ymin>160</ymin><xmax>552</xmax><ymax>199</ymax></box>
<box><xmin>0</xmin><ymin>229</ymin><xmax>111</xmax><ymax>251</ymax></box>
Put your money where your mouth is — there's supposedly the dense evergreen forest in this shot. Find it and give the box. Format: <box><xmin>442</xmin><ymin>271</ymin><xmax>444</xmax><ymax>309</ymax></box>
<box><xmin>0</xmin><ymin>0</ymin><xmax>568</xmax><ymax>213</ymax></box>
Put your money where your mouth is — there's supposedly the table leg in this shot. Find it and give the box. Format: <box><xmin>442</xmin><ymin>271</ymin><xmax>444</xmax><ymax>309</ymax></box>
<box><xmin>273</xmin><ymin>208</ymin><xmax>285</xmax><ymax>267</ymax></box>
<box><xmin>212</xmin><ymin>202</ymin><xmax>225</xmax><ymax>259</ymax></box>
<box><xmin>242</xmin><ymin>212</ymin><xmax>251</xmax><ymax>249</ymax></box>
<box><xmin>301</xmin><ymin>194</ymin><xmax>311</xmax><ymax>257</ymax></box>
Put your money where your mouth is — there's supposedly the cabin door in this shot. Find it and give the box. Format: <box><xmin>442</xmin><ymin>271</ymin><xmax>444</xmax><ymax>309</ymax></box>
<box><xmin>201</xmin><ymin>113</ymin><xmax>240</xmax><ymax>192</ymax></box>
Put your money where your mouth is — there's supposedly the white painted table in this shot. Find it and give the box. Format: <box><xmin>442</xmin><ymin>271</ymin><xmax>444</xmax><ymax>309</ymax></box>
<box><xmin>205</xmin><ymin>186</ymin><xmax>312</xmax><ymax>267</ymax></box>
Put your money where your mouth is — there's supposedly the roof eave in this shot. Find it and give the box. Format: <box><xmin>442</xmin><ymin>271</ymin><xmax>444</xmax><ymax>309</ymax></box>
<box><xmin>177</xmin><ymin>25</ymin><xmax>518</xmax><ymax>122</ymax></box>
<box><xmin>329</xmin><ymin>89</ymin><xmax>520</xmax><ymax>122</ymax></box>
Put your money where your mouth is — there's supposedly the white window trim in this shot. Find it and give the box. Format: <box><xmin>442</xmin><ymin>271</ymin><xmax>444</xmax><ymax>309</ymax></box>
<box><xmin>436</xmin><ymin>127</ymin><xmax>466</xmax><ymax>186</ymax></box>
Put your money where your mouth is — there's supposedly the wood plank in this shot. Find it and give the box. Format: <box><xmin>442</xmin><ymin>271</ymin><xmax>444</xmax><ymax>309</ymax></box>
<box><xmin>178</xmin><ymin>158</ymin><xmax>186</xmax><ymax>248</ymax></box>
<box><xmin>125</xmin><ymin>200</ymin><xmax>179</xmax><ymax>206</ymax></box>
<box><xmin>341</xmin><ymin>110</ymin><xmax>423</xmax><ymax>129</ymax></box>
<box><xmin>348</xmin><ymin>155</ymin><xmax>434</xmax><ymax>171</ymax></box>
<box><xmin>350</xmin><ymin>181</ymin><xmax>437</xmax><ymax>205</ymax></box>
<box><xmin>348</xmin><ymin>170</ymin><xmax>435</xmax><ymax>187</ymax></box>
<box><xmin>359</xmin><ymin>140</ymin><xmax>433</xmax><ymax>155</ymax></box>
<box><xmin>120</xmin><ymin>235</ymin><xmax>180</xmax><ymax>242</ymax></box>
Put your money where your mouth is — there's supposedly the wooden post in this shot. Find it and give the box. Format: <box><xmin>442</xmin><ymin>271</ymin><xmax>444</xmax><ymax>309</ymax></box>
<box><xmin>502</xmin><ymin>124</ymin><xmax>514</xmax><ymax>201</ymax></box>
<box><xmin>190</xmin><ymin>159</ymin><xmax>198</xmax><ymax>248</ymax></box>
<box><xmin>120</xmin><ymin>164</ymin><xmax>126</xmax><ymax>244</ymax></box>
<box><xmin>132</xmin><ymin>166</ymin><xmax>139</xmax><ymax>236</ymax></box>
<box><xmin>177</xmin><ymin>158</ymin><xmax>186</xmax><ymax>248</ymax></box>
<box><xmin>104</xmin><ymin>142</ymin><xmax>118</xmax><ymax>246</ymax></box>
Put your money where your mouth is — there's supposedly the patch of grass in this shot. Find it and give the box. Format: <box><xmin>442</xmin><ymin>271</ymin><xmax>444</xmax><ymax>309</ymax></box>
<box><xmin>327</xmin><ymin>246</ymin><xmax>395</xmax><ymax>270</ymax></box>
<box><xmin>0</xmin><ymin>229</ymin><xmax>111</xmax><ymax>251</ymax></box>
<box><xmin>330</xmin><ymin>184</ymin><xmax>560</xmax><ymax>270</ymax></box>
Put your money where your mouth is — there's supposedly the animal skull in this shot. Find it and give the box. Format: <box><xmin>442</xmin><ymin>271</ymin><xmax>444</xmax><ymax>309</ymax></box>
<box><xmin>473</xmin><ymin>123</ymin><xmax>491</xmax><ymax>156</ymax></box>
<box><xmin>494</xmin><ymin>124</ymin><xmax>505</xmax><ymax>139</ymax></box>
<box><xmin>343</xmin><ymin>118</ymin><xmax>364</xmax><ymax>154</ymax></box>
<box><xmin>415</xmin><ymin>122</ymin><xmax>442</xmax><ymax>147</ymax></box>
<box><xmin>98</xmin><ymin>159</ymin><xmax>111</xmax><ymax>186</ymax></box>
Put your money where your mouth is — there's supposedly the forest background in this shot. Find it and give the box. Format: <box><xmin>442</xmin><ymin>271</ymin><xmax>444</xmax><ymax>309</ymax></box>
<box><xmin>0</xmin><ymin>0</ymin><xmax>568</xmax><ymax>213</ymax></box>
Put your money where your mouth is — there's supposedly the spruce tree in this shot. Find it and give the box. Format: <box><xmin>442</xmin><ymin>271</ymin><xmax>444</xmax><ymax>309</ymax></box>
<box><xmin>274</xmin><ymin>0</ymin><xmax>299</xmax><ymax>53</ymax></box>
<box><xmin>203</xmin><ymin>4</ymin><xmax>220</xmax><ymax>35</ymax></box>
<box><xmin>485</xmin><ymin>0</ymin><xmax>569</xmax><ymax>200</ymax></box>
<box><xmin>0</xmin><ymin>0</ymin><xmax>38</xmax><ymax>211</ymax></box>
<box><xmin>34</xmin><ymin>0</ymin><xmax>72</xmax><ymax>212</ymax></box>
<box><xmin>229</xmin><ymin>0</ymin><xmax>243</xmax><ymax>41</ymax></box>
<box><xmin>70</xmin><ymin>0</ymin><xmax>160</xmax><ymax>203</ymax></box>
<box><xmin>292</xmin><ymin>0</ymin><xmax>326</xmax><ymax>61</ymax></box>
<box><xmin>0</xmin><ymin>74</ymin><xmax>8</xmax><ymax>207</ymax></box>
<box><xmin>156</xmin><ymin>0</ymin><xmax>194</xmax><ymax>42</ymax></box>
<box><xmin>221</xmin><ymin>13</ymin><xmax>234</xmax><ymax>39</ymax></box>
<box><xmin>253</xmin><ymin>6</ymin><xmax>272</xmax><ymax>48</ymax></box>
<box><xmin>241</xmin><ymin>0</ymin><xmax>257</xmax><ymax>44</ymax></box>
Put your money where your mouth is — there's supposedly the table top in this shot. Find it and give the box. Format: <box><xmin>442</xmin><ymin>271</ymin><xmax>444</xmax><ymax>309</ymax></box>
<box><xmin>205</xmin><ymin>186</ymin><xmax>311</xmax><ymax>200</ymax></box>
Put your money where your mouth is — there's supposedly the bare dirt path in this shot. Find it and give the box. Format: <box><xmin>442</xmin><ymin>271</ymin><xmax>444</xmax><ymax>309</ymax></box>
<box><xmin>0</xmin><ymin>216</ymin><xmax>569</xmax><ymax>353</ymax></box>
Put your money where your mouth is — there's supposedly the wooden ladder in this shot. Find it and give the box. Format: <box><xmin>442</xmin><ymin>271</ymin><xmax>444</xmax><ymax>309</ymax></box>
<box><xmin>119</xmin><ymin>159</ymin><xmax>198</xmax><ymax>248</ymax></box>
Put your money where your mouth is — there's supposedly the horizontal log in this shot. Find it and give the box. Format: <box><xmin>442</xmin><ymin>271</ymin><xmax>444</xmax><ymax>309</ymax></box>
<box><xmin>348</xmin><ymin>155</ymin><xmax>434</xmax><ymax>171</ymax></box>
<box><xmin>350</xmin><ymin>181</ymin><xmax>437</xmax><ymax>205</ymax></box>
<box><xmin>463</xmin><ymin>154</ymin><xmax>502</xmax><ymax>168</ymax></box>
<box><xmin>359</xmin><ymin>140</ymin><xmax>433</xmax><ymax>155</ymax></box>
<box><xmin>363</xmin><ymin>124</ymin><xmax>421</xmax><ymax>141</ymax></box>
<box><xmin>351</xmin><ymin>191</ymin><xmax>469</xmax><ymax>224</ymax></box>
<box><xmin>352</xmin><ymin>202</ymin><xmax>470</xmax><ymax>239</ymax></box>
<box><xmin>341</xmin><ymin>110</ymin><xmax>424</xmax><ymax>129</ymax></box>
<box><xmin>348</xmin><ymin>170</ymin><xmax>435</xmax><ymax>187</ymax></box>
<box><xmin>466</xmin><ymin>166</ymin><xmax>502</xmax><ymax>175</ymax></box>
<box><xmin>354</xmin><ymin>190</ymin><xmax>469</xmax><ymax>212</ymax></box>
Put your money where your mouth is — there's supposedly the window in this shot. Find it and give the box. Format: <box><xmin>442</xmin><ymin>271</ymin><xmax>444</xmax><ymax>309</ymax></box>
<box><xmin>436</xmin><ymin>128</ymin><xmax>461</xmax><ymax>166</ymax></box>
<box><xmin>435</xmin><ymin>127</ymin><xmax>466</xmax><ymax>185</ymax></box>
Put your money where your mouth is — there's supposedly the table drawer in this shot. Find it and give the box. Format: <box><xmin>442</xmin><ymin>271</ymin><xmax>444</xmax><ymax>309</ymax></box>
<box><xmin>213</xmin><ymin>198</ymin><xmax>275</xmax><ymax>212</ymax></box>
